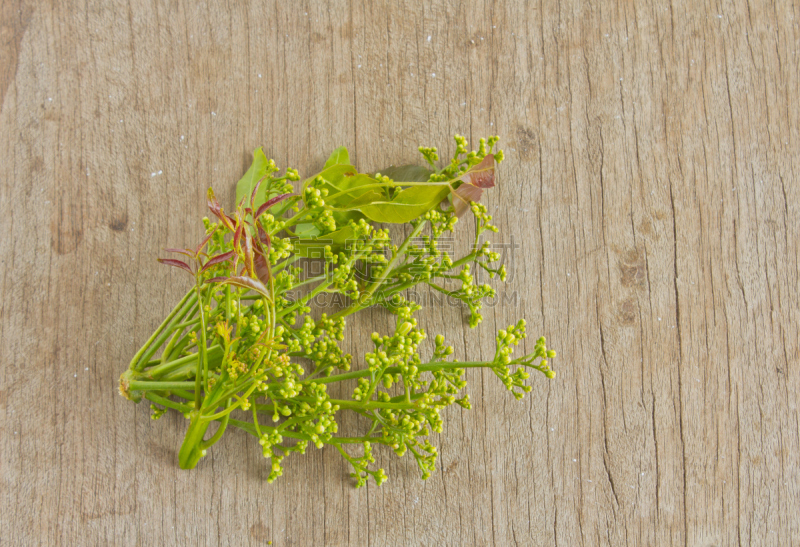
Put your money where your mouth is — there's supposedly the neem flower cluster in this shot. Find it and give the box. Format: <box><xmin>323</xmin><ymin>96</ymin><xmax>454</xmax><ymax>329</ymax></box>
<box><xmin>119</xmin><ymin>136</ymin><xmax>556</xmax><ymax>486</ymax></box>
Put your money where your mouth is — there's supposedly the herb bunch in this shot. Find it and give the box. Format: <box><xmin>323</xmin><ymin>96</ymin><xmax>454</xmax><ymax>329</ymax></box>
<box><xmin>119</xmin><ymin>136</ymin><xmax>556</xmax><ymax>486</ymax></box>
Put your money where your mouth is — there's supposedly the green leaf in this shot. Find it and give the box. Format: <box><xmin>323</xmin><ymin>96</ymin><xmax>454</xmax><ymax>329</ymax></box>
<box><xmin>323</xmin><ymin>146</ymin><xmax>350</xmax><ymax>169</ymax></box>
<box><xmin>373</xmin><ymin>164</ymin><xmax>433</xmax><ymax>183</ymax></box>
<box><xmin>343</xmin><ymin>184</ymin><xmax>451</xmax><ymax>224</ymax></box>
<box><xmin>303</xmin><ymin>164</ymin><xmax>367</xmax><ymax>197</ymax></box>
<box><xmin>302</xmin><ymin>163</ymin><xmax>447</xmax><ymax>224</ymax></box>
<box><xmin>302</xmin><ymin>164</ymin><xmax>382</xmax><ymax>225</ymax></box>
<box><xmin>235</xmin><ymin>148</ymin><xmax>269</xmax><ymax>209</ymax></box>
<box><xmin>292</xmin><ymin>222</ymin><xmax>322</xmax><ymax>238</ymax></box>
<box><xmin>290</xmin><ymin>224</ymin><xmax>357</xmax><ymax>258</ymax></box>
<box><xmin>219</xmin><ymin>276</ymin><xmax>272</xmax><ymax>301</ymax></box>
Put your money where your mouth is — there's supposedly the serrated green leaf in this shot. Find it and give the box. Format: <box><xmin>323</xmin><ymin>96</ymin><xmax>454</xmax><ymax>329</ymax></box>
<box><xmin>235</xmin><ymin>148</ymin><xmax>269</xmax><ymax>209</ymax></box>
<box><xmin>323</xmin><ymin>146</ymin><xmax>350</xmax><ymax>169</ymax></box>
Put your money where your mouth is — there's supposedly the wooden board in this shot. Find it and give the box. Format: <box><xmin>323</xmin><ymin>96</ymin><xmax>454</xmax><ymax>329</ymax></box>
<box><xmin>1</xmin><ymin>1</ymin><xmax>798</xmax><ymax>545</ymax></box>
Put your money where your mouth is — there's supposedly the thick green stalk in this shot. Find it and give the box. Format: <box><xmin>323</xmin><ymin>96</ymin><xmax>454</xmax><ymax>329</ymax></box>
<box><xmin>200</xmin><ymin>399</ymin><xmax>231</xmax><ymax>450</ymax></box>
<box><xmin>194</xmin><ymin>277</ymin><xmax>208</xmax><ymax>409</ymax></box>
<box><xmin>144</xmin><ymin>392</ymin><xmax>193</xmax><ymax>413</ymax></box>
<box><xmin>143</xmin><ymin>345</ymin><xmax>223</xmax><ymax>379</ymax></box>
<box><xmin>128</xmin><ymin>380</ymin><xmax>197</xmax><ymax>391</ymax></box>
<box><xmin>178</xmin><ymin>412</ymin><xmax>212</xmax><ymax>469</ymax></box>
<box><xmin>129</xmin><ymin>289</ymin><xmax>194</xmax><ymax>371</ymax></box>
<box><xmin>277</xmin><ymin>275</ymin><xmax>337</xmax><ymax>319</ymax></box>
<box><xmin>137</xmin><ymin>297</ymin><xmax>198</xmax><ymax>370</ymax></box>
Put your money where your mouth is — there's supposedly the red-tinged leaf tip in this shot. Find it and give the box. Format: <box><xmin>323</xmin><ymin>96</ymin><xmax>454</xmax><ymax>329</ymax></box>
<box><xmin>257</xmin><ymin>225</ymin><xmax>271</xmax><ymax>250</ymax></box>
<box><xmin>255</xmin><ymin>193</ymin><xmax>296</xmax><ymax>219</ymax></box>
<box><xmin>219</xmin><ymin>276</ymin><xmax>271</xmax><ymax>300</ymax></box>
<box><xmin>206</xmin><ymin>187</ymin><xmax>236</xmax><ymax>231</ymax></box>
<box><xmin>207</xmin><ymin>188</ymin><xmax>221</xmax><ymax>212</ymax></box>
<box><xmin>201</xmin><ymin>250</ymin><xmax>236</xmax><ymax>272</ymax></box>
<box><xmin>254</xmin><ymin>253</ymin><xmax>271</xmax><ymax>285</ymax></box>
<box><xmin>164</xmin><ymin>248</ymin><xmax>195</xmax><ymax>257</ymax></box>
<box><xmin>194</xmin><ymin>230</ymin><xmax>216</xmax><ymax>256</ymax></box>
<box><xmin>204</xmin><ymin>276</ymin><xmax>228</xmax><ymax>284</ymax></box>
<box><xmin>250</xmin><ymin>178</ymin><xmax>265</xmax><ymax>209</ymax></box>
<box><xmin>451</xmin><ymin>183</ymin><xmax>484</xmax><ymax>218</ymax></box>
<box><xmin>243</xmin><ymin>235</ymin><xmax>256</xmax><ymax>277</ymax></box>
<box><xmin>157</xmin><ymin>258</ymin><xmax>194</xmax><ymax>275</ymax></box>
<box><xmin>233</xmin><ymin>224</ymin><xmax>244</xmax><ymax>251</ymax></box>
<box><xmin>460</xmin><ymin>154</ymin><xmax>496</xmax><ymax>189</ymax></box>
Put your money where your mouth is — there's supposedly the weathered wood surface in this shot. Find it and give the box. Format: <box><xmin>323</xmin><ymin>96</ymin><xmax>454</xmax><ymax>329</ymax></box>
<box><xmin>1</xmin><ymin>1</ymin><xmax>798</xmax><ymax>545</ymax></box>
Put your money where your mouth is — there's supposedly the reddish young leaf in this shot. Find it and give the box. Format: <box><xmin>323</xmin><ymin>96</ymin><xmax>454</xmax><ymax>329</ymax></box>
<box><xmin>219</xmin><ymin>276</ymin><xmax>271</xmax><ymax>300</ymax></box>
<box><xmin>252</xmin><ymin>224</ymin><xmax>272</xmax><ymax>284</ymax></box>
<box><xmin>450</xmin><ymin>154</ymin><xmax>497</xmax><ymax>218</ymax></box>
<box><xmin>231</xmin><ymin>226</ymin><xmax>243</xmax><ymax>274</ymax></box>
<box><xmin>194</xmin><ymin>230</ymin><xmax>216</xmax><ymax>256</ymax></box>
<box><xmin>237</xmin><ymin>195</ymin><xmax>247</xmax><ymax>213</ymax></box>
<box><xmin>257</xmin><ymin>225</ymin><xmax>271</xmax><ymax>251</ymax></box>
<box><xmin>253</xmin><ymin>253</ymin><xmax>270</xmax><ymax>285</ymax></box>
<box><xmin>255</xmin><ymin>193</ymin><xmax>295</xmax><ymax>219</ymax></box>
<box><xmin>200</xmin><ymin>250</ymin><xmax>235</xmax><ymax>273</ymax></box>
<box><xmin>204</xmin><ymin>276</ymin><xmax>229</xmax><ymax>284</ymax></box>
<box><xmin>232</xmin><ymin>223</ymin><xmax>244</xmax><ymax>251</ymax></box>
<box><xmin>207</xmin><ymin>187</ymin><xmax>222</xmax><ymax>215</ymax></box>
<box><xmin>157</xmin><ymin>258</ymin><xmax>194</xmax><ymax>275</ymax></box>
<box><xmin>207</xmin><ymin>188</ymin><xmax>236</xmax><ymax>231</ymax></box>
<box><xmin>460</xmin><ymin>154</ymin><xmax>496</xmax><ymax>188</ymax></box>
<box><xmin>249</xmin><ymin>177</ymin><xmax>265</xmax><ymax>209</ymax></box>
<box><xmin>164</xmin><ymin>248</ymin><xmax>195</xmax><ymax>258</ymax></box>
<box><xmin>451</xmin><ymin>183</ymin><xmax>484</xmax><ymax>218</ymax></box>
<box><xmin>243</xmin><ymin>234</ymin><xmax>255</xmax><ymax>277</ymax></box>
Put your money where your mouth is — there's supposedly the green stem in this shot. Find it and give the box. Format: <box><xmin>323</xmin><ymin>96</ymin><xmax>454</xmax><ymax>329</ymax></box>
<box><xmin>146</xmin><ymin>345</ymin><xmax>223</xmax><ymax>379</ymax></box>
<box><xmin>137</xmin><ymin>298</ymin><xmax>198</xmax><ymax>369</ymax></box>
<box><xmin>171</xmin><ymin>317</ymin><xmax>201</xmax><ymax>331</ymax></box>
<box><xmin>270</xmin><ymin>255</ymin><xmax>301</xmax><ymax>276</ymax></box>
<box><xmin>331</xmin><ymin>220</ymin><xmax>428</xmax><ymax>321</ymax></box>
<box><xmin>252</xmin><ymin>401</ymin><xmax>263</xmax><ymax>438</ymax></box>
<box><xmin>280</xmin><ymin>207</ymin><xmax>314</xmax><ymax>230</ymax></box>
<box><xmin>277</xmin><ymin>273</ymin><xmax>336</xmax><ymax>319</ymax></box>
<box><xmin>200</xmin><ymin>399</ymin><xmax>231</xmax><ymax>450</ymax></box>
<box><xmin>297</xmin><ymin>397</ymin><xmax>414</xmax><ymax>410</ymax></box>
<box><xmin>194</xmin><ymin>278</ymin><xmax>209</xmax><ymax>409</ymax></box>
<box><xmin>178</xmin><ymin>412</ymin><xmax>211</xmax><ymax>469</ymax></box>
<box><xmin>306</xmin><ymin>359</ymin><xmax>498</xmax><ymax>385</ymax></box>
<box><xmin>145</xmin><ymin>392</ymin><xmax>193</xmax><ymax>413</ymax></box>
<box><xmin>130</xmin><ymin>289</ymin><xmax>195</xmax><ymax>371</ymax></box>
<box><xmin>449</xmin><ymin>251</ymin><xmax>479</xmax><ymax>271</ymax></box>
<box><xmin>225</xmin><ymin>284</ymin><xmax>231</xmax><ymax>323</ymax></box>
<box><xmin>327</xmin><ymin>436</ymin><xmax>387</xmax><ymax>445</ymax></box>
<box><xmin>128</xmin><ymin>380</ymin><xmax>197</xmax><ymax>391</ymax></box>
